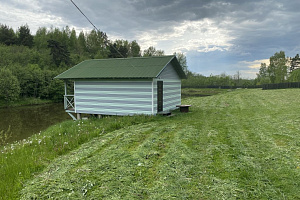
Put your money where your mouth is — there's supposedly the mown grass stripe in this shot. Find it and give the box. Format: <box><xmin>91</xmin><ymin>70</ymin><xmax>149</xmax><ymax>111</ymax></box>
<box><xmin>3</xmin><ymin>88</ymin><xmax>300</xmax><ymax>199</ymax></box>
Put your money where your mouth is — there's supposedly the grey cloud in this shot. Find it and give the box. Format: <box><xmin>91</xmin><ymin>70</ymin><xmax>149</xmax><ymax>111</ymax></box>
<box><xmin>66</xmin><ymin>0</ymin><xmax>300</xmax><ymax>59</ymax></box>
<box><xmin>1</xmin><ymin>0</ymin><xmax>300</xmax><ymax>78</ymax></box>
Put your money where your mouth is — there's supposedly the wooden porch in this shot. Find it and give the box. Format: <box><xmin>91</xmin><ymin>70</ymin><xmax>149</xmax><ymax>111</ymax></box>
<box><xmin>64</xmin><ymin>95</ymin><xmax>75</xmax><ymax>112</ymax></box>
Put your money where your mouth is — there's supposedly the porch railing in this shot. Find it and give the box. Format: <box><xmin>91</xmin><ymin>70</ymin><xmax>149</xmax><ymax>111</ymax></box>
<box><xmin>64</xmin><ymin>95</ymin><xmax>75</xmax><ymax>112</ymax></box>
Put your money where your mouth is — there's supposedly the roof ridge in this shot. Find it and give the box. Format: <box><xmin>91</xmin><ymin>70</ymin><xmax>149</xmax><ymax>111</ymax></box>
<box><xmin>88</xmin><ymin>55</ymin><xmax>174</xmax><ymax>61</ymax></box>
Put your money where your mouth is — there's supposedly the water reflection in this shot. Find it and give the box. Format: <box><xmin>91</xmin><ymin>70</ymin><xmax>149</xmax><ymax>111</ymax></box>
<box><xmin>0</xmin><ymin>103</ymin><xmax>70</xmax><ymax>143</ymax></box>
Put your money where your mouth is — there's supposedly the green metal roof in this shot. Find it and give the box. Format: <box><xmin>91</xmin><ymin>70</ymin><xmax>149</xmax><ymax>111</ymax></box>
<box><xmin>55</xmin><ymin>56</ymin><xmax>186</xmax><ymax>79</ymax></box>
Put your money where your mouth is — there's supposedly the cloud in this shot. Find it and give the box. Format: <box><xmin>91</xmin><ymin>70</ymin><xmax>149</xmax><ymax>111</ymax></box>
<box><xmin>236</xmin><ymin>59</ymin><xmax>270</xmax><ymax>79</ymax></box>
<box><xmin>240</xmin><ymin>59</ymin><xmax>270</xmax><ymax>70</ymax></box>
<box><xmin>135</xmin><ymin>19</ymin><xmax>235</xmax><ymax>55</ymax></box>
<box><xmin>1</xmin><ymin>0</ymin><xmax>300</xmax><ymax>79</ymax></box>
<box><xmin>0</xmin><ymin>1</ymin><xmax>67</xmax><ymax>33</ymax></box>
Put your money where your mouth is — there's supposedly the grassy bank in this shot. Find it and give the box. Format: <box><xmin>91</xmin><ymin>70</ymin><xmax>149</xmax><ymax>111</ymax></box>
<box><xmin>1</xmin><ymin>89</ymin><xmax>300</xmax><ymax>199</ymax></box>
<box><xmin>0</xmin><ymin>115</ymin><xmax>156</xmax><ymax>199</ymax></box>
<box><xmin>0</xmin><ymin>97</ymin><xmax>53</xmax><ymax>108</ymax></box>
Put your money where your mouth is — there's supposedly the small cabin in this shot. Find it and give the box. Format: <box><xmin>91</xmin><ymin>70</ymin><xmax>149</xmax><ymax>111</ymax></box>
<box><xmin>55</xmin><ymin>56</ymin><xmax>186</xmax><ymax>119</ymax></box>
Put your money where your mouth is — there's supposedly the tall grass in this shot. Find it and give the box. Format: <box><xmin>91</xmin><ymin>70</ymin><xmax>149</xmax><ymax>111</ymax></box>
<box><xmin>0</xmin><ymin>125</ymin><xmax>12</xmax><ymax>145</ymax></box>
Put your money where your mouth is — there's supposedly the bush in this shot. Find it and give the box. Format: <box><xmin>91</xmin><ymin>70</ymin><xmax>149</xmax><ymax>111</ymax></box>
<box><xmin>0</xmin><ymin>68</ymin><xmax>20</xmax><ymax>103</ymax></box>
<box><xmin>288</xmin><ymin>69</ymin><xmax>300</xmax><ymax>82</ymax></box>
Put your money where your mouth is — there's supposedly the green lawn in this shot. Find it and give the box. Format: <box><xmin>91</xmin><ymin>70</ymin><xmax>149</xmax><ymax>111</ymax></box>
<box><xmin>2</xmin><ymin>89</ymin><xmax>300</xmax><ymax>199</ymax></box>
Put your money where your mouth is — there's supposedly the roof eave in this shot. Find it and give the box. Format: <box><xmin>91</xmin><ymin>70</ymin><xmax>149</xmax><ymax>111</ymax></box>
<box><xmin>54</xmin><ymin>77</ymin><xmax>154</xmax><ymax>80</ymax></box>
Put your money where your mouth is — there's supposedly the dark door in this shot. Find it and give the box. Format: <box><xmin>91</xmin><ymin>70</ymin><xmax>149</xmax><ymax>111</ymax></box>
<box><xmin>157</xmin><ymin>81</ymin><xmax>163</xmax><ymax>112</ymax></box>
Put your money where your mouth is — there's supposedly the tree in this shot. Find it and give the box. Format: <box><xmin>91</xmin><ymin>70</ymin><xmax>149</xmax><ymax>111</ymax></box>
<box><xmin>40</xmin><ymin>70</ymin><xmax>65</xmax><ymax>101</ymax></box>
<box><xmin>17</xmin><ymin>24</ymin><xmax>33</xmax><ymax>48</ymax></box>
<box><xmin>267</xmin><ymin>51</ymin><xmax>288</xmax><ymax>83</ymax></box>
<box><xmin>109</xmin><ymin>40</ymin><xmax>129</xmax><ymax>58</ymax></box>
<box><xmin>259</xmin><ymin>63</ymin><xmax>268</xmax><ymax>78</ymax></box>
<box><xmin>143</xmin><ymin>46</ymin><xmax>165</xmax><ymax>57</ymax></box>
<box><xmin>77</xmin><ymin>31</ymin><xmax>87</xmax><ymax>56</ymax></box>
<box><xmin>69</xmin><ymin>28</ymin><xmax>77</xmax><ymax>52</ymax></box>
<box><xmin>218</xmin><ymin>73</ymin><xmax>231</xmax><ymax>86</ymax></box>
<box><xmin>288</xmin><ymin>69</ymin><xmax>300</xmax><ymax>82</ymax></box>
<box><xmin>45</xmin><ymin>79</ymin><xmax>65</xmax><ymax>102</ymax></box>
<box><xmin>0</xmin><ymin>24</ymin><xmax>16</xmax><ymax>45</ymax></box>
<box><xmin>20</xmin><ymin>64</ymin><xmax>45</xmax><ymax>98</ymax></box>
<box><xmin>234</xmin><ymin>71</ymin><xmax>241</xmax><ymax>85</ymax></box>
<box><xmin>129</xmin><ymin>40</ymin><xmax>141</xmax><ymax>57</ymax></box>
<box><xmin>290</xmin><ymin>54</ymin><xmax>300</xmax><ymax>72</ymax></box>
<box><xmin>143</xmin><ymin>46</ymin><xmax>156</xmax><ymax>57</ymax></box>
<box><xmin>86</xmin><ymin>29</ymin><xmax>108</xmax><ymax>58</ymax></box>
<box><xmin>47</xmin><ymin>39</ymin><xmax>70</xmax><ymax>67</ymax></box>
<box><xmin>0</xmin><ymin>68</ymin><xmax>20</xmax><ymax>103</ymax></box>
<box><xmin>48</xmin><ymin>27</ymin><xmax>64</xmax><ymax>44</ymax></box>
<box><xmin>174</xmin><ymin>52</ymin><xmax>188</xmax><ymax>74</ymax></box>
<box><xmin>34</xmin><ymin>27</ymin><xmax>49</xmax><ymax>50</ymax></box>
<box><xmin>155</xmin><ymin>50</ymin><xmax>165</xmax><ymax>56</ymax></box>
<box><xmin>256</xmin><ymin>63</ymin><xmax>270</xmax><ymax>85</ymax></box>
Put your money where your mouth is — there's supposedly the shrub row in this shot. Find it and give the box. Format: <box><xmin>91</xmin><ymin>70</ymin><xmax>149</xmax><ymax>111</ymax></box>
<box><xmin>262</xmin><ymin>82</ymin><xmax>300</xmax><ymax>90</ymax></box>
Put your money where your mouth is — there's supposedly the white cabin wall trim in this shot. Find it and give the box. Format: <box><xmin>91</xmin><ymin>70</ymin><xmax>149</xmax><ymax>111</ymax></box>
<box><xmin>74</xmin><ymin>81</ymin><xmax>77</xmax><ymax>113</ymax></box>
<box><xmin>151</xmin><ymin>79</ymin><xmax>154</xmax><ymax>114</ymax></box>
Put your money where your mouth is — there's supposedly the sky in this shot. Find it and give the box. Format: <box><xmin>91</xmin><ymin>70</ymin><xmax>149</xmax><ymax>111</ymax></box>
<box><xmin>1</xmin><ymin>0</ymin><xmax>300</xmax><ymax>79</ymax></box>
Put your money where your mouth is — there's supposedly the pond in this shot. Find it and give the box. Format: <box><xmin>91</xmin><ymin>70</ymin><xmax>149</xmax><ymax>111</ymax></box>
<box><xmin>0</xmin><ymin>103</ymin><xmax>71</xmax><ymax>144</ymax></box>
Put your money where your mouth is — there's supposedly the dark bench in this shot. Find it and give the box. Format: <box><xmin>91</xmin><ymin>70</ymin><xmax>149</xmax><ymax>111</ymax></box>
<box><xmin>176</xmin><ymin>105</ymin><xmax>191</xmax><ymax>113</ymax></box>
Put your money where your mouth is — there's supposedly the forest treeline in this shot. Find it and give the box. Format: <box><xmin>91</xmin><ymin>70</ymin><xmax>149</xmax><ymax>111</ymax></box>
<box><xmin>182</xmin><ymin>71</ymin><xmax>257</xmax><ymax>88</ymax></box>
<box><xmin>0</xmin><ymin>24</ymin><xmax>187</xmax><ymax>104</ymax></box>
<box><xmin>183</xmin><ymin>51</ymin><xmax>300</xmax><ymax>88</ymax></box>
<box><xmin>1</xmin><ymin>24</ymin><xmax>299</xmax><ymax>104</ymax></box>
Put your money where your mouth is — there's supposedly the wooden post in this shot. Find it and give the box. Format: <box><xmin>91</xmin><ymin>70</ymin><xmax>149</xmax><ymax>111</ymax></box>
<box><xmin>77</xmin><ymin>113</ymin><xmax>81</xmax><ymax>120</ymax></box>
<box><xmin>64</xmin><ymin>81</ymin><xmax>67</xmax><ymax>110</ymax></box>
<box><xmin>98</xmin><ymin>114</ymin><xmax>102</xmax><ymax>119</ymax></box>
<box><xmin>64</xmin><ymin>81</ymin><xmax>67</xmax><ymax>96</ymax></box>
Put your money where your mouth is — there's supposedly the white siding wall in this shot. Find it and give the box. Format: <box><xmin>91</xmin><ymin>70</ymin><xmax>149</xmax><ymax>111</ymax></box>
<box><xmin>155</xmin><ymin>63</ymin><xmax>182</xmax><ymax>112</ymax></box>
<box><xmin>74</xmin><ymin>80</ymin><xmax>153</xmax><ymax>115</ymax></box>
